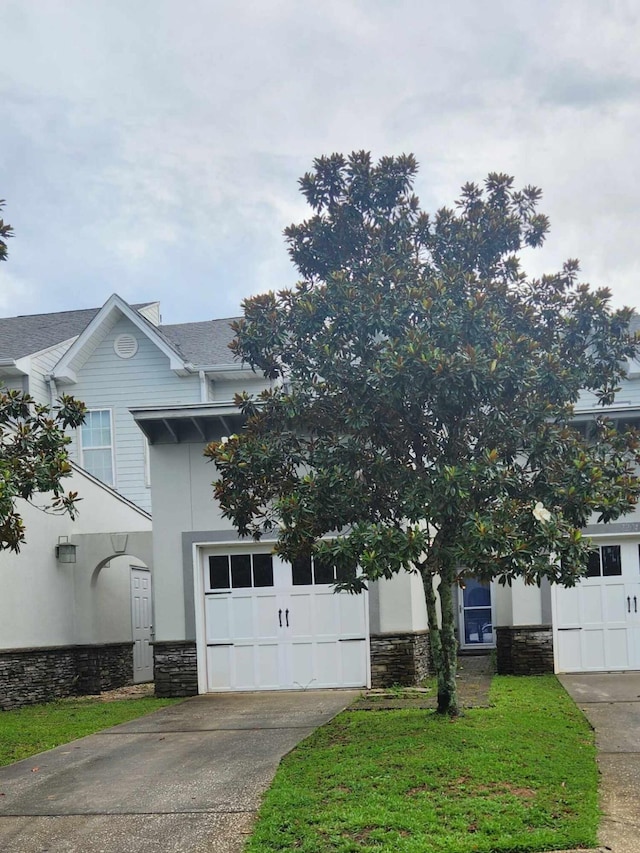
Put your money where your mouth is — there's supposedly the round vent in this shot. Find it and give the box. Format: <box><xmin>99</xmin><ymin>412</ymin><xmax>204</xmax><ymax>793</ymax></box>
<box><xmin>114</xmin><ymin>333</ymin><xmax>138</xmax><ymax>359</ymax></box>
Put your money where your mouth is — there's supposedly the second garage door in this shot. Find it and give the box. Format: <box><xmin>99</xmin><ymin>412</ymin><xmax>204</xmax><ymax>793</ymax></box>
<box><xmin>201</xmin><ymin>548</ymin><xmax>369</xmax><ymax>691</ymax></box>
<box><xmin>553</xmin><ymin>540</ymin><xmax>640</xmax><ymax>672</ymax></box>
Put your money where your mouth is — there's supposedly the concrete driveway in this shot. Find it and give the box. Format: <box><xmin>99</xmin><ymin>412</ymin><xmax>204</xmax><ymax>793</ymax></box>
<box><xmin>0</xmin><ymin>690</ymin><xmax>357</xmax><ymax>853</ymax></box>
<box><xmin>559</xmin><ymin>672</ymin><xmax>640</xmax><ymax>852</ymax></box>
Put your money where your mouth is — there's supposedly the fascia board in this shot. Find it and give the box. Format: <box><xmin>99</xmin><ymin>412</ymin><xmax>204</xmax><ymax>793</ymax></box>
<box><xmin>3</xmin><ymin>357</ymin><xmax>28</xmax><ymax>376</ymax></box>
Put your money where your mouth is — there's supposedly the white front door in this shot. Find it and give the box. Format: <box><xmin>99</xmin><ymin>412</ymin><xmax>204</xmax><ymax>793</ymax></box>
<box><xmin>553</xmin><ymin>541</ymin><xmax>640</xmax><ymax>672</ymax></box>
<box><xmin>131</xmin><ymin>567</ymin><xmax>153</xmax><ymax>683</ymax></box>
<box><xmin>202</xmin><ymin>548</ymin><xmax>369</xmax><ymax>691</ymax></box>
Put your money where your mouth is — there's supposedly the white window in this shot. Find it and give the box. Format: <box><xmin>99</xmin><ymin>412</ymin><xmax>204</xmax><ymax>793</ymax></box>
<box><xmin>80</xmin><ymin>409</ymin><xmax>115</xmax><ymax>486</ymax></box>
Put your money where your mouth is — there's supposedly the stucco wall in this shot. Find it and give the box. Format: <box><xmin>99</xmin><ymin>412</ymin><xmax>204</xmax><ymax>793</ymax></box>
<box><xmin>149</xmin><ymin>441</ymin><xmax>232</xmax><ymax>642</ymax></box>
<box><xmin>0</xmin><ymin>466</ymin><xmax>151</xmax><ymax>650</ymax></box>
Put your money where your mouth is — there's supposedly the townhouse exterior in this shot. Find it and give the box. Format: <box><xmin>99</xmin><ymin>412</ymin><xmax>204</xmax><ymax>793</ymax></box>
<box><xmin>1</xmin><ymin>296</ymin><xmax>639</xmax><ymax>706</ymax></box>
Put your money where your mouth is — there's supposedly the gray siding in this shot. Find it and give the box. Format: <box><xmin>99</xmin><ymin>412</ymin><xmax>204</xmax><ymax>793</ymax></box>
<box><xmin>0</xmin><ymin>376</ymin><xmax>27</xmax><ymax>394</ymax></box>
<box><xmin>577</xmin><ymin>368</ymin><xmax>640</xmax><ymax>411</ymax></box>
<box><xmin>30</xmin><ymin>339</ymin><xmax>76</xmax><ymax>405</ymax></box>
<box><xmin>66</xmin><ymin>316</ymin><xmax>200</xmax><ymax>512</ymax></box>
<box><xmin>212</xmin><ymin>375</ymin><xmax>269</xmax><ymax>401</ymax></box>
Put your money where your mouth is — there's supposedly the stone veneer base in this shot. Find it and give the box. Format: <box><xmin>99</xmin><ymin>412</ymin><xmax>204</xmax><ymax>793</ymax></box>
<box><xmin>153</xmin><ymin>640</ymin><xmax>199</xmax><ymax>697</ymax></box>
<box><xmin>0</xmin><ymin>642</ymin><xmax>134</xmax><ymax>710</ymax></box>
<box><xmin>369</xmin><ymin>631</ymin><xmax>431</xmax><ymax>688</ymax></box>
<box><xmin>496</xmin><ymin>625</ymin><xmax>554</xmax><ymax>675</ymax></box>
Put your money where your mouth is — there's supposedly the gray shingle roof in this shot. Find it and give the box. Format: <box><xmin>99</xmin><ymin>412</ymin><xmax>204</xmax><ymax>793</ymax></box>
<box><xmin>158</xmin><ymin>318</ymin><xmax>239</xmax><ymax>365</ymax></box>
<box><xmin>0</xmin><ymin>300</ymin><xmax>240</xmax><ymax>366</ymax></box>
<box><xmin>0</xmin><ymin>306</ymin><xmax>102</xmax><ymax>360</ymax></box>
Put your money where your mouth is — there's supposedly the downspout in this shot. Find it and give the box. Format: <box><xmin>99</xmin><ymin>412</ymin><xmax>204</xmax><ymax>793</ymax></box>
<box><xmin>45</xmin><ymin>374</ymin><xmax>58</xmax><ymax>408</ymax></box>
<box><xmin>199</xmin><ymin>370</ymin><xmax>208</xmax><ymax>403</ymax></box>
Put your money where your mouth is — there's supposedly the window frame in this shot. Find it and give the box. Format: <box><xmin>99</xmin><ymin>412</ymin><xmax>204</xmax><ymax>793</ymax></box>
<box><xmin>79</xmin><ymin>408</ymin><xmax>116</xmax><ymax>488</ymax></box>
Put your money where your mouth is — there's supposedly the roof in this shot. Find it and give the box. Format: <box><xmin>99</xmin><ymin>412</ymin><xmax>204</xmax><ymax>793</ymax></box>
<box><xmin>0</xmin><ymin>298</ymin><xmax>241</xmax><ymax>368</ymax></box>
<box><xmin>0</xmin><ymin>302</ymin><xmax>153</xmax><ymax>360</ymax></box>
<box><xmin>158</xmin><ymin>318</ymin><xmax>239</xmax><ymax>365</ymax></box>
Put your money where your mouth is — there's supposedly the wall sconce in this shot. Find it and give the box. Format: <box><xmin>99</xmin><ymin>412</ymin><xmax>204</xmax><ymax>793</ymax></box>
<box><xmin>55</xmin><ymin>536</ymin><xmax>77</xmax><ymax>564</ymax></box>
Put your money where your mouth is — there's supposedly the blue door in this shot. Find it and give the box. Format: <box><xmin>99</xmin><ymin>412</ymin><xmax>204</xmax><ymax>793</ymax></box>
<box><xmin>460</xmin><ymin>579</ymin><xmax>494</xmax><ymax>648</ymax></box>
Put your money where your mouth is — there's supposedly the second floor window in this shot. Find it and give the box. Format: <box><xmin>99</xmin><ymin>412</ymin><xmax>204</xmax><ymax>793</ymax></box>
<box><xmin>81</xmin><ymin>409</ymin><xmax>114</xmax><ymax>486</ymax></box>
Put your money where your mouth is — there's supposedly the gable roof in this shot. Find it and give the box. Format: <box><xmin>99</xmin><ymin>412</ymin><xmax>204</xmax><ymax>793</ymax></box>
<box><xmin>0</xmin><ymin>303</ymin><xmax>154</xmax><ymax>361</ymax></box>
<box><xmin>52</xmin><ymin>294</ymin><xmax>192</xmax><ymax>382</ymax></box>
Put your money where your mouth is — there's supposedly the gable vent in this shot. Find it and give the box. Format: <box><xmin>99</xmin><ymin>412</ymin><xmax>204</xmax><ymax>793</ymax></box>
<box><xmin>114</xmin><ymin>333</ymin><xmax>138</xmax><ymax>359</ymax></box>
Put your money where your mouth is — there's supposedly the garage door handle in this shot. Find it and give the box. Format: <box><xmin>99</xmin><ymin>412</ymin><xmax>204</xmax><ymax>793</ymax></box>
<box><xmin>628</xmin><ymin>597</ymin><xmax>631</xmax><ymax>613</ymax></box>
<box><xmin>285</xmin><ymin>608</ymin><xmax>289</xmax><ymax>627</ymax></box>
<box><xmin>278</xmin><ymin>609</ymin><xmax>282</xmax><ymax>627</ymax></box>
<box><xmin>635</xmin><ymin>596</ymin><xmax>638</xmax><ymax>613</ymax></box>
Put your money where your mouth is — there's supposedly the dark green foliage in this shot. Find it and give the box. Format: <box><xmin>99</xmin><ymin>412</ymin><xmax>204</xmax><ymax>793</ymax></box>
<box><xmin>0</xmin><ymin>389</ymin><xmax>87</xmax><ymax>550</ymax></box>
<box><xmin>0</xmin><ymin>199</ymin><xmax>12</xmax><ymax>262</ymax></box>
<box><xmin>208</xmin><ymin>153</ymin><xmax>640</xmax><ymax>714</ymax></box>
<box><xmin>0</xmin><ymin>198</ymin><xmax>86</xmax><ymax>550</ymax></box>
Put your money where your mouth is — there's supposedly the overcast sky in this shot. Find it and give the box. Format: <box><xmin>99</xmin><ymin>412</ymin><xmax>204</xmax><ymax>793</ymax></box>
<box><xmin>1</xmin><ymin>0</ymin><xmax>639</xmax><ymax>324</ymax></box>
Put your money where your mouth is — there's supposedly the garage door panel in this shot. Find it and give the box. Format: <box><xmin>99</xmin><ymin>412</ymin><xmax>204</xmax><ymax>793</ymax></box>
<box><xmin>313</xmin><ymin>594</ymin><xmax>339</xmax><ymax>636</ymax></box>
<box><xmin>580</xmin><ymin>586</ymin><xmax>603</xmax><ymax>624</ymax></box>
<box><xmin>255</xmin><ymin>595</ymin><xmax>279</xmax><ymax>637</ymax></box>
<box><xmin>315</xmin><ymin>641</ymin><xmax>339</xmax><ymax>685</ymax></box>
<box><xmin>556</xmin><ymin>588</ymin><xmax>580</xmax><ymax>625</ymax></box>
<box><xmin>231</xmin><ymin>596</ymin><xmax>254</xmax><ymax>639</ymax></box>
<box><xmin>557</xmin><ymin>630</ymin><xmax>581</xmax><ymax>671</ymax></box>
<box><xmin>233</xmin><ymin>644</ymin><xmax>256</xmax><ymax>689</ymax></box>
<box><xmin>207</xmin><ymin>646</ymin><xmax>232</xmax><ymax>690</ymax></box>
<box><xmin>341</xmin><ymin>640</ymin><xmax>368</xmax><ymax>684</ymax></box>
<box><xmin>604</xmin><ymin>585</ymin><xmax>627</xmax><ymax>623</ymax></box>
<box><xmin>582</xmin><ymin>630</ymin><xmax>606</xmax><ymax>670</ymax></box>
<box><xmin>256</xmin><ymin>644</ymin><xmax>280</xmax><ymax>688</ymax></box>
<box><xmin>289</xmin><ymin>594</ymin><xmax>313</xmax><ymax>638</ymax></box>
<box><xmin>290</xmin><ymin>642</ymin><xmax>314</xmax><ymax>687</ymax></box>
<box><xmin>339</xmin><ymin>595</ymin><xmax>367</xmax><ymax>634</ymax></box>
<box><xmin>606</xmin><ymin>628</ymin><xmax>630</xmax><ymax>669</ymax></box>
<box><xmin>205</xmin><ymin>597</ymin><xmax>230</xmax><ymax>642</ymax></box>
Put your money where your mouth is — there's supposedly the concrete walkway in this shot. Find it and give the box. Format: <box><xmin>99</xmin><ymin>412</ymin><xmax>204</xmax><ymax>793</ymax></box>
<box><xmin>559</xmin><ymin>673</ymin><xmax>640</xmax><ymax>853</ymax></box>
<box><xmin>0</xmin><ymin>690</ymin><xmax>357</xmax><ymax>853</ymax></box>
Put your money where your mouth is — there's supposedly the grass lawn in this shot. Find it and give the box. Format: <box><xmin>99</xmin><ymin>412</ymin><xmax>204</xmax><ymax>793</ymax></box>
<box><xmin>0</xmin><ymin>695</ymin><xmax>180</xmax><ymax>767</ymax></box>
<box><xmin>246</xmin><ymin>676</ymin><xmax>598</xmax><ymax>853</ymax></box>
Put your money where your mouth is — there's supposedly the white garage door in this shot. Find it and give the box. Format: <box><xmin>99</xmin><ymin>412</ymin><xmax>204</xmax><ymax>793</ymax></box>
<box><xmin>553</xmin><ymin>541</ymin><xmax>640</xmax><ymax>672</ymax></box>
<box><xmin>201</xmin><ymin>548</ymin><xmax>369</xmax><ymax>691</ymax></box>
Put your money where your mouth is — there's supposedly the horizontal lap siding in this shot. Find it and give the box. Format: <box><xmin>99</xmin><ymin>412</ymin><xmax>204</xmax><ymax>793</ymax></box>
<box><xmin>212</xmin><ymin>376</ymin><xmax>269</xmax><ymax>400</ymax></box>
<box><xmin>30</xmin><ymin>339</ymin><xmax>76</xmax><ymax>405</ymax></box>
<box><xmin>67</xmin><ymin>317</ymin><xmax>200</xmax><ymax>512</ymax></box>
<box><xmin>577</xmin><ymin>373</ymin><xmax>640</xmax><ymax>410</ymax></box>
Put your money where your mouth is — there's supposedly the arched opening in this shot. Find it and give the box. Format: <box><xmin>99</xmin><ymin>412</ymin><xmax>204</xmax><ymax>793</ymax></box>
<box><xmin>71</xmin><ymin>533</ymin><xmax>154</xmax><ymax>689</ymax></box>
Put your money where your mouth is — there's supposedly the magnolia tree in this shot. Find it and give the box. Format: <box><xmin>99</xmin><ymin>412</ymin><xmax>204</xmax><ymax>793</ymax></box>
<box><xmin>0</xmin><ymin>199</ymin><xmax>86</xmax><ymax>551</ymax></box>
<box><xmin>207</xmin><ymin>153</ymin><xmax>640</xmax><ymax>715</ymax></box>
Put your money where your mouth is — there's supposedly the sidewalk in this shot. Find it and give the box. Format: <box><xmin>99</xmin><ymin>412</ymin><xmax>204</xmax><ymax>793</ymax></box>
<box><xmin>560</xmin><ymin>673</ymin><xmax>640</xmax><ymax>853</ymax></box>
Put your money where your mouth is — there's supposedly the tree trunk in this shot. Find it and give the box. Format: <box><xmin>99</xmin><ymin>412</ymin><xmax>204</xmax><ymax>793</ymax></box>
<box><xmin>420</xmin><ymin>562</ymin><xmax>459</xmax><ymax>716</ymax></box>
<box><xmin>437</xmin><ymin>569</ymin><xmax>459</xmax><ymax>715</ymax></box>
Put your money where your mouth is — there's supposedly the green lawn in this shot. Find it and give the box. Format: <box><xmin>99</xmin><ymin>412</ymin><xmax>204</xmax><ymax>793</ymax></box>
<box><xmin>246</xmin><ymin>676</ymin><xmax>598</xmax><ymax>853</ymax></box>
<box><xmin>0</xmin><ymin>696</ymin><xmax>180</xmax><ymax>767</ymax></box>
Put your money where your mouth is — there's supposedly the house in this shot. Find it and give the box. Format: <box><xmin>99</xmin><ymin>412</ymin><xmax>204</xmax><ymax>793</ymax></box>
<box><xmin>0</xmin><ymin>294</ymin><xmax>260</xmax><ymax>707</ymax></box>
<box><xmin>131</xmin><ymin>317</ymin><xmax>640</xmax><ymax>695</ymax></box>
<box><xmin>3</xmin><ymin>294</ymin><xmax>638</xmax><ymax>707</ymax></box>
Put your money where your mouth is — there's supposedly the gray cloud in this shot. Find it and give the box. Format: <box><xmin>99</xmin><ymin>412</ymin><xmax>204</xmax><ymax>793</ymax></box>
<box><xmin>1</xmin><ymin>0</ymin><xmax>639</xmax><ymax>321</ymax></box>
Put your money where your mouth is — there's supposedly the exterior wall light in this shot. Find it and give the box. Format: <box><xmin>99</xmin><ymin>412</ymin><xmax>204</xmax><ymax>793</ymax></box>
<box><xmin>55</xmin><ymin>536</ymin><xmax>77</xmax><ymax>564</ymax></box>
